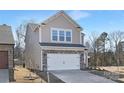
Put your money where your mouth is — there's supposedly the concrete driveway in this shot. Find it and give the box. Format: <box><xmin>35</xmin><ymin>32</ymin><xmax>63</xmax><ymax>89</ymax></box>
<box><xmin>50</xmin><ymin>70</ymin><xmax>115</xmax><ymax>83</ymax></box>
<box><xmin>0</xmin><ymin>69</ymin><xmax>9</xmax><ymax>83</ymax></box>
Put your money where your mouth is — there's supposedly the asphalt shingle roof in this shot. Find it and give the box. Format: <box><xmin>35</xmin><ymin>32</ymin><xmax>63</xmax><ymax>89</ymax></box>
<box><xmin>39</xmin><ymin>42</ymin><xmax>85</xmax><ymax>47</ymax></box>
<box><xmin>0</xmin><ymin>24</ymin><xmax>14</xmax><ymax>44</ymax></box>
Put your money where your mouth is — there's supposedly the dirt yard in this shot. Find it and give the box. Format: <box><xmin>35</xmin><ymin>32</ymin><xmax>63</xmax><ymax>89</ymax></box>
<box><xmin>99</xmin><ymin>66</ymin><xmax>124</xmax><ymax>82</ymax></box>
<box><xmin>100</xmin><ymin>66</ymin><xmax>124</xmax><ymax>73</ymax></box>
<box><xmin>14</xmin><ymin>66</ymin><xmax>46</xmax><ymax>83</ymax></box>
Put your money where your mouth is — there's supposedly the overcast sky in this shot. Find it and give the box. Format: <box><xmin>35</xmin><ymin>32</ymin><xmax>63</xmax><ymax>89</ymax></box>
<box><xmin>0</xmin><ymin>10</ymin><xmax>124</xmax><ymax>41</ymax></box>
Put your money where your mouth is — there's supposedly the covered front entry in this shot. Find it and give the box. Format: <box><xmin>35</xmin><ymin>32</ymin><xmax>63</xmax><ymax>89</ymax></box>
<box><xmin>0</xmin><ymin>51</ymin><xmax>8</xmax><ymax>69</ymax></box>
<box><xmin>47</xmin><ymin>53</ymin><xmax>80</xmax><ymax>70</ymax></box>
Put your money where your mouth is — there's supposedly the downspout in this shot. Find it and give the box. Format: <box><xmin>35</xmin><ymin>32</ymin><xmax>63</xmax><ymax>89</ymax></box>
<box><xmin>12</xmin><ymin>44</ymin><xmax>15</xmax><ymax>81</ymax></box>
<box><xmin>13</xmin><ymin>44</ymin><xmax>15</xmax><ymax>68</ymax></box>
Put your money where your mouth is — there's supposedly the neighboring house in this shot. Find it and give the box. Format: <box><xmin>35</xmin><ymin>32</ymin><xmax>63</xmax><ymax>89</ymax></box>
<box><xmin>25</xmin><ymin>11</ymin><xmax>88</xmax><ymax>73</ymax></box>
<box><xmin>118</xmin><ymin>41</ymin><xmax>124</xmax><ymax>65</ymax></box>
<box><xmin>0</xmin><ymin>24</ymin><xmax>14</xmax><ymax>81</ymax></box>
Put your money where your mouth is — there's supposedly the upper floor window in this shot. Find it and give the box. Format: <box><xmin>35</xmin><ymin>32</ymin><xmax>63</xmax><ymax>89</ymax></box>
<box><xmin>66</xmin><ymin>31</ymin><xmax>71</xmax><ymax>42</ymax></box>
<box><xmin>52</xmin><ymin>30</ymin><xmax>58</xmax><ymax>41</ymax></box>
<box><xmin>51</xmin><ymin>28</ymin><xmax>72</xmax><ymax>43</ymax></box>
<box><xmin>59</xmin><ymin>31</ymin><xmax>64</xmax><ymax>41</ymax></box>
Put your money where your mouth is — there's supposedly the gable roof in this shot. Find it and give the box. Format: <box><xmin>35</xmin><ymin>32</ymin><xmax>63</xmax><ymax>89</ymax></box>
<box><xmin>25</xmin><ymin>23</ymin><xmax>39</xmax><ymax>42</ymax></box>
<box><xmin>41</xmin><ymin>11</ymin><xmax>83</xmax><ymax>31</ymax></box>
<box><xmin>28</xmin><ymin>23</ymin><xmax>39</xmax><ymax>32</ymax></box>
<box><xmin>0</xmin><ymin>24</ymin><xmax>14</xmax><ymax>44</ymax></box>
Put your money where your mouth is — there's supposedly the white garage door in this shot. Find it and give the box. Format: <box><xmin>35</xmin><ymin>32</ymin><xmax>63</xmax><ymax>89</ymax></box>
<box><xmin>47</xmin><ymin>54</ymin><xmax>80</xmax><ymax>70</ymax></box>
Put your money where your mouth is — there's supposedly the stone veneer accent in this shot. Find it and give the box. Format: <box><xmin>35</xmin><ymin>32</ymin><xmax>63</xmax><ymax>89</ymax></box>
<box><xmin>0</xmin><ymin>44</ymin><xmax>14</xmax><ymax>82</ymax></box>
<box><xmin>42</xmin><ymin>50</ymin><xmax>85</xmax><ymax>72</ymax></box>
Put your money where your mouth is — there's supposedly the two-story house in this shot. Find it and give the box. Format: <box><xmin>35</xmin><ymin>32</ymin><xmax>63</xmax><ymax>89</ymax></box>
<box><xmin>25</xmin><ymin>11</ymin><xmax>88</xmax><ymax>73</ymax></box>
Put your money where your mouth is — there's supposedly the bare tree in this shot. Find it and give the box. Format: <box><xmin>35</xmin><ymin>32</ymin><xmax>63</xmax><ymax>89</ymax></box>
<box><xmin>109</xmin><ymin>31</ymin><xmax>124</xmax><ymax>71</ymax></box>
<box><xmin>96</xmin><ymin>32</ymin><xmax>108</xmax><ymax>66</ymax></box>
<box><xmin>15</xmin><ymin>20</ymin><xmax>36</xmax><ymax>65</ymax></box>
<box><xmin>88</xmin><ymin>31</ymin><xmax>124</xmax><ymax>71</ymax></box>
<box><xmin>88</xmin><ymin>32</ymin><xmax>99</xmax><ymax>68</ymax></box>
<box><xmin>88</xmin><ymin>32</ymin><xmax>110</xmax><ymax>68</ymax></box>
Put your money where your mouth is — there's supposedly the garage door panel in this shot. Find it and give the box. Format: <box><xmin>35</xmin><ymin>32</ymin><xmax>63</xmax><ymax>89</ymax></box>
<box><xmin>47</xmin><ymin>54</ymin><xmax>80</xmax><ymax>70</ymax></box>
<box><xmin>0</xmin><ymin>51</ymin><xmax>8</xmax><ymax>69</ymax></box>
<box><xmin>48</xmin><ymin>54</ymin><xmax>64</xmax><ymax>70</ymax></box>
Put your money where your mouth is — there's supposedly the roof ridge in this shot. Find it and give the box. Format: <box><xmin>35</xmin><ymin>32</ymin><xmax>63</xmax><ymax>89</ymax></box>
<box><xmin>41</xmin><ymin>11</ymin><xmax>83</xmax><ymax>30</ymax></box>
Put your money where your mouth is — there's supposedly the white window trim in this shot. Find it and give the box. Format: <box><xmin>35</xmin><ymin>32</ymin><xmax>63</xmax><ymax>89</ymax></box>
<box><xmin>51</xmin><ymin>28</ymin><xmax>72</xmax><ymax>43</ymax></box>
<box><xmin>50</xmin><ymin>29</ymin><xmax>58</xmax><ymax>42</ymax></box>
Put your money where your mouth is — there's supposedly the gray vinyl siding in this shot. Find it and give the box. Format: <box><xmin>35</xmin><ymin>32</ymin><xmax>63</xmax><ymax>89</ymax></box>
<box><xmin>41</xmin><ymin>15</ymin><xmax>81</xmax><ymax>44</ymax></box>
<box><xmin>25</xmin><ymin>24</ymin><xmax>42</xmax><ymax>70</ymax></box>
